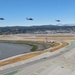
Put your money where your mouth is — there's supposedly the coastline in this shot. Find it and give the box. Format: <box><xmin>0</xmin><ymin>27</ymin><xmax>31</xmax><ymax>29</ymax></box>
<box><xmin>0</xmin><ymin>40</ymin><xmax>51</xmax><ymax>60</ymax></box>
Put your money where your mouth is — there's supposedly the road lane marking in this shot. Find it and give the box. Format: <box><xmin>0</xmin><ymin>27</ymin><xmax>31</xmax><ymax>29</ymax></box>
<box><xmin>0</xmin><ymin>68</ymin><xmax>3</xmax><ymax>70</ymax></box>
<box><xmin>49</xmin><ymin>61</ymin><xmax>54</xmax><ymax>64</ymax></box>
<box><xmin>11</xmin><ymin>64</ymin><xmax>15</xmax><ymax>67</ymax></box>
<box><xmin>33</xmin><ymin>72</ymin><xmax>38</xmax><ymax>75</ymax></box>
<box><xmin>42</xmin><ymin>66</ymin><xmax>47</xmax><ymax>69</ymax></box>
<box><xmin>28</xmin><ymin>60</ymin><xmax>56</xmax><ymax>75</ymax></box>
<box><xmin>21</xmin><ymin>62</ymin><xmax>25</xmax><ymax>64</ymax></box>
<box><xmin>29</xmin><ymin>65</ymin><xmax>48</xmax><ymax>75</ymax></box>
<box><xmin>55</xmin><ymin>60</ymin><xmax>61</xmax><ymax>63</ymax></box>
<box><xmin>63</xmin><ymin>55</ymin><xmax>68</xmax><ymax>58</ymax></box>
<box><xmin>28</xmin><ymin>66</ymin><xmax>44</xmax><ymax>75</ymax></box>
<box><xmin>4</xmin><ymin>70</ymin><xmax>18</xmax><ymax>75</ymax></box>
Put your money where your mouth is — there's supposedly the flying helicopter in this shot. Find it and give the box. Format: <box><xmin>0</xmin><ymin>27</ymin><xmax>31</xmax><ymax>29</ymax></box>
<box><xmin>55</xmin><ymin>19</ymin><xmax>60</xmax><ymax>22</ymax></box>
<box><xmin>0</xmin><ymin>18</ymin><xmax>4</xmax><ymax>20</ymax></box>
<box><xmin>26</xmin><ymin>18</ymin><xmax>33</xmax><ymax>20</ymax></box>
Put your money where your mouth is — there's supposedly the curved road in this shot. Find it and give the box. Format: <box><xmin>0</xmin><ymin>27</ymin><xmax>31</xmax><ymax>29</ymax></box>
<box><xmin>0</xmin><ymin>41</ymin><xmax>75</xmax><ymax>75</ymax></box>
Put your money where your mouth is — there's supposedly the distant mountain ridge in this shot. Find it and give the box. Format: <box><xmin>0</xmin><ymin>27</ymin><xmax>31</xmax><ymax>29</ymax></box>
<box><xmin>0</xmin><ymin>25</ymin><xmax>75</xmax><ymax>34</ymax></box>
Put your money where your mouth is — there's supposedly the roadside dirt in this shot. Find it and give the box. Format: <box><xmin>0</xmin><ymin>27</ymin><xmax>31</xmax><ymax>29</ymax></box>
<box><xmin>50</xmin><ymin>42</ymin><xmax>69</xmax><ymax>52</ymax></box>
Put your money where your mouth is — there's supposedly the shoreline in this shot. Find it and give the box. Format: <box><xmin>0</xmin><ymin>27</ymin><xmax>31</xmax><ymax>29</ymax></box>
<box><xmin>0</xmin><ymin>40</ymin><xmax>51</xmax><ymax>60</ymax></box>
<box><xmin>0</xmin><ymin>41</ymin><xmax>61</xmax><ymax>66</ymax></box>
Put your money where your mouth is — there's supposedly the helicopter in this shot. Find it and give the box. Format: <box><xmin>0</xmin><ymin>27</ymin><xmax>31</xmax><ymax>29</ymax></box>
<box><xmin>55</xmin><ymin>19</ymin><xmax>60</xmax><ymax>22</ymax></box>
<box><xmin>0</xmin><ymin>18</ymin><xmax>4</xmax><ymax>20</ymax></box>
<box><xmin>26</xmin><ymin>18</ymin><xmax>33</xmax><ymax>20</ymax></box>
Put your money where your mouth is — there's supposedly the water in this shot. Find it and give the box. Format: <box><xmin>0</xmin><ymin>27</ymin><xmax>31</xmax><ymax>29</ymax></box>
<box><xmin>0</xmin><ymin>43</ymin><xmax>32</xmax><ymax>60</ymax></box>
<box><xmin>0</xmin><ymin>42</ymin><xmax>51</xmax><ymax>60</ymax></box>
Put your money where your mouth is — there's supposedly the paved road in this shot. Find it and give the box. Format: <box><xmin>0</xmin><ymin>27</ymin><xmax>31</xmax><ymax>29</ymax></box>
<box><xmin>1</xmin><ymin>41</ymin><xmax>75</xmax><ymax>75</ymax></box>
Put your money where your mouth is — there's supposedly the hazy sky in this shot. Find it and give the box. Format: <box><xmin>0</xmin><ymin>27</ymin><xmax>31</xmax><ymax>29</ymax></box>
<box><xmin>0</xmin><ymin>0</ymin><xmax>75</xmax><ymax>26</ymax></box>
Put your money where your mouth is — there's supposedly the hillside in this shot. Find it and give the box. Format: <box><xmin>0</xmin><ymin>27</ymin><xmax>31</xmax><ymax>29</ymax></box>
<box><xmin>0</xmin><ymin>25</ymin><xmax>75</xmax><ymax>34</ymax></box>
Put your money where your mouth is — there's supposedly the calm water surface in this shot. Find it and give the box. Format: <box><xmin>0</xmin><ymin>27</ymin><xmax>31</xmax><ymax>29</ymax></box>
<box><xmin>0</xmin><ymin>43</ymin><xmax>32</xmax><ymax>60</ymax></box>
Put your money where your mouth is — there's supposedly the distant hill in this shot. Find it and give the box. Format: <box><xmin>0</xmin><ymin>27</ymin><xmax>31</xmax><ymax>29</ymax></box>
<box><xmin>0</xmin><ymin>25</ymin><xmax>75</xmax><ymax>34</ymax></box>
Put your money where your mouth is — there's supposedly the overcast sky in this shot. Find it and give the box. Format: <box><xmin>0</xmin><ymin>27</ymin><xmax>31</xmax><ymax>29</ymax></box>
<box><xmin>0</xmin><ymin>0</ymin><xmax>75</xmax><ymax>26</ymax></box>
